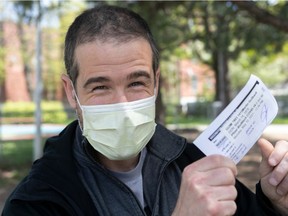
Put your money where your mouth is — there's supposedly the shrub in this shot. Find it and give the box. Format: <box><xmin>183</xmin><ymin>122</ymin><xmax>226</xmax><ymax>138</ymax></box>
<box><xmin>1</xmin><ymin>101</ymin><xmax>68</xmax><ymax>124</ymax></box>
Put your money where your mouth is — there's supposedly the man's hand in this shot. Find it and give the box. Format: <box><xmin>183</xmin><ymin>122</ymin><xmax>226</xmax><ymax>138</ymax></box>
<box><xmin>172</xmin><ymin>155</ymin><xmax>238</xmax><ymax>216</ymax></box>
<box><xmin>258</xmin><ymin>138</ymin><xmax>288</xmax><ymax>215</ymax></box>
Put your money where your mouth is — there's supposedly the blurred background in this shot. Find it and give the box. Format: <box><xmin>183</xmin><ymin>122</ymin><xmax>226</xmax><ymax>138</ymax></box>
<box><xmin>0</xmin><ymin>0</ymin><xmax>288</xmax><ymax>211</ymax></box>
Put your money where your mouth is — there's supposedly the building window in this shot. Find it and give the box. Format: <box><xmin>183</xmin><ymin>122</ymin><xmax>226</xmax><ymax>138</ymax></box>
<box><xmin>191</xmin><ymin>75</ymin><xmax>198</xmax><ymax>92</ymax></box>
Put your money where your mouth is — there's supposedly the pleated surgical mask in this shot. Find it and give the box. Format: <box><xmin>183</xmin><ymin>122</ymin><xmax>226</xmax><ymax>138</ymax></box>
<box><xmin>74</xmin><ymin>92</ymin><xmax>156</xmax><ymax>160</ymax></box>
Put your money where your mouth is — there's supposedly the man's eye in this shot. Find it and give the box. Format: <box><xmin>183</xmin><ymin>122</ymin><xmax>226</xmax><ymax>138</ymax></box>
<box><xmin>129</xmin><ymin>82</ymin><xmax>144</xmax><ymax>87</ymax></box>
<box><xmin>92</xmin><ymin>86</ymin><xmax>107</xmax><ymax>91</ymax></box>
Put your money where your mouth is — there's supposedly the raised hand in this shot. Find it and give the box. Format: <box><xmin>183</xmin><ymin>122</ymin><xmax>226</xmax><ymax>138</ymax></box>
<box><xmin>258</xmin><ymin>138</ymin><xmax>288</xmax><ymax>215</ymax></box>
<box><xmin>172</xmin><ymin>155</ymin><xmax>238</xmax><ymax>216</ymax></box>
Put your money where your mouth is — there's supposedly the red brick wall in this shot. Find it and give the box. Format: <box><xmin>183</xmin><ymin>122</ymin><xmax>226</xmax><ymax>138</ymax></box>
<box><xmin>179</xmin><ymin>59</ymin><xmax>215</xmax><ymax>102</ymax></box>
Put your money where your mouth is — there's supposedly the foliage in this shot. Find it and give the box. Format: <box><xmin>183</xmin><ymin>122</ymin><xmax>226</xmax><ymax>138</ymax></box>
<box><xmin>42</xmin><ymin>26</ymin><xmax>63</xmax><ymax>100</ymax></box>
<box><xmin>53</xmin><ymin>0</ymin><xmax>87</xmax><ymax>92</ymax></box>
<box><xmin>2</xmin><ymin>1</ymin><xmax>288</xmax><ymax>123</ymax></box>
<box><xmin>273</xmin><ymin>117</ymin><xmax>288</xmax><ymax>124</ymax></box>
<box><xmin>166</xmin><ymin>114</ymin><xmax>212</xmax><ymax>126</ymax></box>
<box><xmin>2</xmin><ymin>101</ymin><xmax>68</xmax><ymax>124</ymax></box>
<box><xmin>111</xmin><ymin>1</ymin><xmax>288</xmax><ymax>106</ymax></box>
<box><xmin>5</xmin><ymin>0</ymin><xmax>84</xmax><ymax>101</ymax></box>
<box><xmin>229</xmin><ymin>40</ymin><xmax>288</xmax><ymax>92</ymax></box>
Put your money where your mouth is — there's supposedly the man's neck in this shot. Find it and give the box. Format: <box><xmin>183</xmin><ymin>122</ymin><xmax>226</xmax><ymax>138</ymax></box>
<box><xmin>83</xmin><ymin>136</ymin><xmax>141</xmax><ymax>172</ymax></box>
<box><xmin>95</xmin><ymin>152</ymin><xmax>140</xmax><ymax>172</ymax></box>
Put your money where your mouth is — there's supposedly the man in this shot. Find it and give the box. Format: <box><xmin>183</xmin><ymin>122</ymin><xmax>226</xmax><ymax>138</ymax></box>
<box><xmin>2</xmin><ymin>5</ymin><xmax>288</xmax><ymax>216</ymax></box>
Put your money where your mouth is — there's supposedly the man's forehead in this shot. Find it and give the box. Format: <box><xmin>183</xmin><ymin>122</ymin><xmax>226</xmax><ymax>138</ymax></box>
<box><xmin>75</xmin><ymin>37</ymin><xmax>152</xmax><ymax>54</ymax></box>
<box><xmin>74</xmin><ymin>39</ymin><xmax>153</xmax><ymax>68</ymax></box>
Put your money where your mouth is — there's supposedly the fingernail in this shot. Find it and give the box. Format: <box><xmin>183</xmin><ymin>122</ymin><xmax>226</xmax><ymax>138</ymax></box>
<box><xmin>269</xmin><ymin>177</ymin><xmax>278</xmax><ymax>186</ymax></box>
<box><xmin>269</xmin><ymin>158</ymin><xmax>277</xmax><ymax>166</ymax></box>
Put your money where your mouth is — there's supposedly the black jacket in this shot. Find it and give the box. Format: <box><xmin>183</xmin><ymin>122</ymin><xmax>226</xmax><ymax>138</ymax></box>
<box><xmin>2</xmin><ymin>121</ymin><xmax>281</xmax><ymax>215</ymax></box>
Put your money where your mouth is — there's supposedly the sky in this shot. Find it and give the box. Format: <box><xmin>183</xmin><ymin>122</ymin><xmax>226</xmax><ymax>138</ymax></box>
<box><xmin>0</xmin><ymin>0</ymin><xmax>60</xmax><ymax>27</ymax></box>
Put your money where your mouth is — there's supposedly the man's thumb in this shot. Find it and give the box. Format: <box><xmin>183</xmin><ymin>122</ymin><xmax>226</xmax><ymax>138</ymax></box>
<box><xmin>257</xmin><ymin>138</ymin><xmax>274</xmax><ymax>169</ymax></box>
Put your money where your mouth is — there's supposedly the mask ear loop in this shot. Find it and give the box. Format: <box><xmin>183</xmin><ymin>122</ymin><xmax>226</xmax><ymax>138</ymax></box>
<box><xmin>70</xmin><ymin>80</ymin><xmax>84</xmax><ymax>131</ymax></box>
<box><xmin>154</xmin><ymin>88</ymin><xmax>158</xmax><ymax>101</ymax></box>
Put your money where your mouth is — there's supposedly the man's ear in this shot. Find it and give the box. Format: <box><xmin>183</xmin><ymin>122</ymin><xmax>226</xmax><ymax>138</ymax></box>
<box><xmin>61</xmin><ymin>74</ymin><xmax>77</xmax><ymax>109</ymax></box>
<box><xmin>155</xmin><ymin>68</ymin><xmax>161</xmax><ymax>96</ymax></box>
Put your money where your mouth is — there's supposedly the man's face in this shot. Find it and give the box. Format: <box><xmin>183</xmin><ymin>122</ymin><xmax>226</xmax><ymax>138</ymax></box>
<box><xmin>62</xmin><ymin>38</ymin><xmax>159</xmax><ymax>125</ymax></box>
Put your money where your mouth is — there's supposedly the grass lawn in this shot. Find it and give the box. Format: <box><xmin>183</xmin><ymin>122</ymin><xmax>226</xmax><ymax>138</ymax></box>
<box><xmin>0</xmin><ymin>140</ymin><xmax>34</xmax><ymax>188</ymax></box>
<box><xmin>166</xmin><ymin>115</ymin><xmax>288</xmax><ymax>125</ymax></box>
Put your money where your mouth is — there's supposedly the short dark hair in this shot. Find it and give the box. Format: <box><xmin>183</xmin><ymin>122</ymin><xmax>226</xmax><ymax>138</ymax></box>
<box><xmin>64</xmin><ymin>5</ymin><xmax>159</xmax><ymax>87</ymax></box>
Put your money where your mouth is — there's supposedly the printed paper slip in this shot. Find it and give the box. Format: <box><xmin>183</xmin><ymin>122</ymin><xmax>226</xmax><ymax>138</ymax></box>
<box><xmin>193</xmin><ymin>75</ymin><xmax>278</xmax><ymax>164</ymax></box>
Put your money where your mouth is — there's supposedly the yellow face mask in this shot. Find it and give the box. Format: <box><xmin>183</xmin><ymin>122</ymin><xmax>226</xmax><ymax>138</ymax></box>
<box><xmin>75</xmin><ymin>94</ymin><xmax>156</xmax><ymax>160</ymax></box>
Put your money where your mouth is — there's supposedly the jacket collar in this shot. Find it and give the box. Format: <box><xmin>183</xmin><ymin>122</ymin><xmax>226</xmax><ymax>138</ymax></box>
<box><xmin>147</xmin><ymin>124</ymin><xmax>187</xmax><ymax>162</ymax></box>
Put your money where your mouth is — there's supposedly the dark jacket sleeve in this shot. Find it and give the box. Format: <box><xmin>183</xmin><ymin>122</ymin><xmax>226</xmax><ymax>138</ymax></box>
<box><xmin>256</xmin><ymin>182</ymin><xmax>282</xmax><ymax>216</ymax></box>
<box><xmin>1</xmin><ymin>178</ymin><xmax>74</xmax><ymax>216</ymax></box>
<box><xmin>2</xmin><ymin>199</ymin><xmax>70</xmax><ymax>216</ymax></box>
<box><xmin>234</xmin><ymin>180</ymin><xmax>281</xmax><ymax>216</ymax></box>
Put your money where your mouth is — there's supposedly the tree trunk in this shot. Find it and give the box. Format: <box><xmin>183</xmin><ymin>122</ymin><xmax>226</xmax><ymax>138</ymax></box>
<box><xmin>213</xmin><ymin>50</ymin><xmax>230</xmax><ymax>112</ymax></box>
<box><xmin>17</xmin><ymin>21</ymin><xmax>33</xmax><ymax>99</ymax></box>
<box><xmin>233</xmin><ymin>1</ymin><xmax>288</xmax><ymax>33</ymax></box>
<box><xmin>155</xmin><ymin>75</ymin><xmax>166</xmax><ymax>125</ymax></box>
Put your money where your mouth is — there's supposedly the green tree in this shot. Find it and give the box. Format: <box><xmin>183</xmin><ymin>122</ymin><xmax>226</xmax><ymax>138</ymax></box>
<box><xmin>88</xmin><ymin>1</ymin><xmax>288</xmax><ymax>119</ymax></box>
<box><xmin>10</xmin><ymin>0</ymin><xmax>286</xmax><ymax>122</ymax></box>
<box><xmin>233</xmin><ymin>1</ymin><xmax>288</xmax><ymax>33</ymax></box>
<box><xmin>229</xmin><ymin>1</ymin><xmax>288</xmax><ymax>90</ymax></box>
<box><xmin>13</xmin><ymin>0</ymin><xmax>65</xmax><ymax>101</ymax></box>
<box><xmin>187</xmin><ymin>1</ymin><xmax>287</xmax><ymax>107</ymax></box>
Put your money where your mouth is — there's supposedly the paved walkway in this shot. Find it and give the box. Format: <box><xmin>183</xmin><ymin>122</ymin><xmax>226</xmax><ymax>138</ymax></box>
<box><xmin>0</xmin><ymin>124</ymin><xmax>65</xmax><ymax>141</ymax></box>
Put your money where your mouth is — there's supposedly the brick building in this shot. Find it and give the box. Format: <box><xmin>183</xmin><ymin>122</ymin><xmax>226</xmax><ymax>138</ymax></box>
<box><xmin>2</xmin><ymin>21</ymin><xmax>31</xmax><ymax>102</ymax></box>
<box><xmin>1</xmin><ymin>21</ymin><xmax>64</xmax><ymax>102</ymax></box>
<box><xmin>178</xmin><ymin>59</ymin><xmax>215</xmax><ymax>113</ymax></box>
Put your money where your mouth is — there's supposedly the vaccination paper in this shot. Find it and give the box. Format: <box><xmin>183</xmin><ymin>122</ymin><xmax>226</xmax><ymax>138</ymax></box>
<box><xmin>193</xmin><ymin>75</ymin><xmax>278</xmax><ymax>164</ymax></box>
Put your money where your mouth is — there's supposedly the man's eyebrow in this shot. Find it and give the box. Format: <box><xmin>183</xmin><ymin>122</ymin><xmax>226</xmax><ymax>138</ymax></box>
<box><xmin>83</xmin><ymin>71</ymin><xmax>151</xmax><ymax>88</ymax></box>
<box><xmin>127</xmin><ymin>70</ymin><xmax>151</xmax><ymax>80</ymax></box>
<box><xmin>83</xmin><ymin>76</ymin><xmax>110</xmax><ymax>88</ymax></box>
